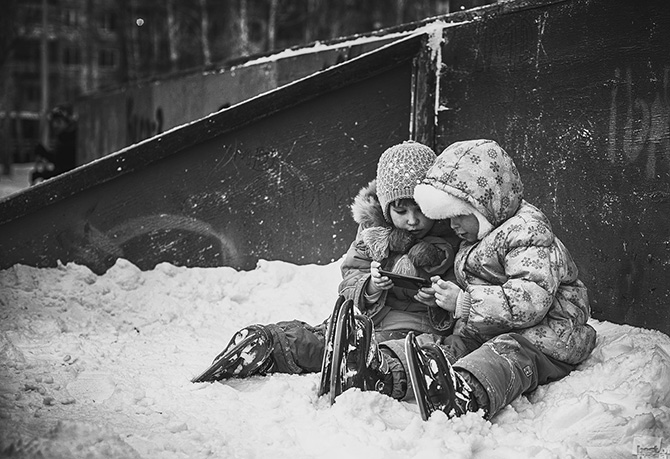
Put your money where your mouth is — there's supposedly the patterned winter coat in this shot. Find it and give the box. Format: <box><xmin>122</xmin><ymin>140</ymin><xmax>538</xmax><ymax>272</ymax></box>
<box><xmin>416</xmin><ymin>139</ymin><xmax>597</xmax><ymax>364</ymax></box>
<box><xmin>338</xmin><ymin>180</ymin><xmax>460</xmax><ymax>335</ymax></box>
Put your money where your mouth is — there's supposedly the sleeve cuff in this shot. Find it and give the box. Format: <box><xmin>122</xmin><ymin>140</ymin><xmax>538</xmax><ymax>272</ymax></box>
<box><xmin>363</xmin><ymin>288</ymin><xmax>383</xmax><ymax>304</ymax></box>
<box><xmin>455</xmin><ymin>290</ymin><xmax>472</xmax><ymax>320</ymax></box>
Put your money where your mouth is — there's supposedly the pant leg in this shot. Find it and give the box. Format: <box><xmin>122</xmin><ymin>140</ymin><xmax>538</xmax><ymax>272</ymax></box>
<box><xmin>453</xmin><ymin>333</ymin><xmax>574</xmax><ymax>417</ymax></box>
<box><xmin>265</xmin><ymin>320</ymin><xmax>327</xmax><ymax>374</ymax></box>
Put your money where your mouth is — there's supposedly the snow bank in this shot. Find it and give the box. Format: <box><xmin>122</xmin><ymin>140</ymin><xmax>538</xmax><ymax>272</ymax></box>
<box><xmin>0</xmin><ymin>258</ymin><xmax>669</xmax><ymax>459</ymax></box>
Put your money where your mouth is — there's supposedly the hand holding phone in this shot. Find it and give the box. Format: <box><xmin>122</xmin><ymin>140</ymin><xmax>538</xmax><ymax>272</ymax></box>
<box><xmin>378</xmin><ymin>269</ymin><xmax>431</xmax><ymax>292</ymax></box>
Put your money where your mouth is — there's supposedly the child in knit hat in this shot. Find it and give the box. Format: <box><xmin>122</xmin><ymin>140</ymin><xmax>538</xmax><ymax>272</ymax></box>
<box><xmin>330</xmin><ymin>140</ymin><xmax>461</xmax><ymax>400</ymax></box>
<box><xmin>191</xmin><ymin>141</ymin><xmax>460</xmax><ymax>399</ymax></box>
<box><xmin>390</xmin><ymin>139</ymin><xmax>597</xmax><ymax>421</ymax></box>
<box><xmin>341</xmin><ymin>140</ymin><xmax>459</xmax><ymax>336</ymax></box>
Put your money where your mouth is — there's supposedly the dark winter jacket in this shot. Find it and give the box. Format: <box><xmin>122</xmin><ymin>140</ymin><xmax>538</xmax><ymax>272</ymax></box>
<box><xmin>338</xmin><ymin>180</ymin><xmax>460</xmax><ymax>335</ymax></box>
<box><xmin>37</xmin><ymin>126</ymin><xmax>77</xmax><ymax>174</ymax></box>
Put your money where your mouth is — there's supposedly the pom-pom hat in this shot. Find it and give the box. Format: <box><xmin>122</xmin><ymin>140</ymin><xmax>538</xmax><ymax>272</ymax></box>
<box><xmin>376</xmin><ymin>140</ymin><xmax>437</xmax><ymax>223</ymax></box>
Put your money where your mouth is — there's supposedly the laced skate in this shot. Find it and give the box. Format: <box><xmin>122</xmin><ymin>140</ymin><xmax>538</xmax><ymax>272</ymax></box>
<box><xmin>405</xmin><ymin>331</ymin><xmax>476</xmax><ymax>420</ymax></box>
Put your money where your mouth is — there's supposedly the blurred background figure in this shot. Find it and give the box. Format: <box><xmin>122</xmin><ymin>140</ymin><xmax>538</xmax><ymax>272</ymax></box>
<box><xmin>30</xmin><ymin>104</ymin><xmax>77</xmax><ymax>184</ymax></box>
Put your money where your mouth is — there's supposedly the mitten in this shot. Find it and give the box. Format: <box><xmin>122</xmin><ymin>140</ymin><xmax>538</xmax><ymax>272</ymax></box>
<box><xmin>407</xmin><ymin>241</ymin><xmax>446</xmax><ymax>268</ymax></box>
<box><xmin>357</xmin><ymin>227</ymin><xmax>392</xmax><ymax>261</ymax></box>
<box><xmin>390</xmin><ymin>254</ymin><xmax>420</xmax><ymax>277</ymax></box>
<box><xmin>388</xmin><ymin>228</ymin><xmax>415</xmax><ymax>253</ymax></box>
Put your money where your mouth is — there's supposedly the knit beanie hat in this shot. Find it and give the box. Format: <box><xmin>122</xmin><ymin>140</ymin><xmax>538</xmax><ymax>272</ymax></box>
<box><xmin>376</xmin><ymin>140</ymin><xmax>437</xmax><ymax>223</ymax></box>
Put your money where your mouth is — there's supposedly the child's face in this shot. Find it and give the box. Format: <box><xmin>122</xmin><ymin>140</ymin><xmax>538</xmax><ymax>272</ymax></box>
<box><xmin>389</xmin><ymin>199</ymin><xmax>434</xmax><ymax>239</ymax></box>
<box><xmin>450</xmin><ymin>214</ymin><xmax>479</xmax><ymax>242</ymax></box>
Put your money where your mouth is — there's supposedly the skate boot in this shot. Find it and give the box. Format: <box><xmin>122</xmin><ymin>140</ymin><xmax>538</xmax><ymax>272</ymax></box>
<box><xmin>328</xmin><ymin>300</ymin><xmax>394</xmax><ymax>404</ymax></box>
<box><xmin>405</xmin><ymin>331</ymin><xmax>477</xmax><ymax>421</ymax></box>
<box><xmin>191</xmin><ymin>324</ymin><xmax>274</xmax><ymax>383</ymax></box>
<box><xmin>317</xmin><ymin>295</ymin><xmax>348</xmax><ymax>397</ymax></box>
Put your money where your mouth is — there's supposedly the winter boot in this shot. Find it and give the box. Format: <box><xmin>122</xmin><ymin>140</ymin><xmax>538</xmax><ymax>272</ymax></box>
<box><xmin>191</xmin><ymin>324</ymin><xmax>274</xmax><ymax>383</ymax></box>
<box><xmin>317</xmin><ymin>295</ymin><xmax>347</xmax><ymax>397</ymax></box>
<box><xmin>405</xmin><ymin>331</ymin><xmax>478</xmax><ymax>421</ymax></box>
<box><xmin>327</xmin><ymin>300</ymin><xmax>396</xmax><ymax>404</ymax></box>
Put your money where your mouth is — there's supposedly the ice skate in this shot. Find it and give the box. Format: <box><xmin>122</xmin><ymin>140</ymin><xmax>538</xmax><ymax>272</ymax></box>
<box><xmin>191</xmin><ymin>324</ymin><xmax>274</xmax><ymax>383</ymax></box>
<box><xmin>317</xmin><ymin>295</ymin><xmax>348</xmax><ymax>397</ymax></box>
<box><xmin>328</xmin><ymin>300</ymin><xmax>393</xmax><ymax>404</ymax></box>
<box><xmin>405</xmin><ymin>331</ymin><xmax>476</xmax><ymax>420</ymax></box>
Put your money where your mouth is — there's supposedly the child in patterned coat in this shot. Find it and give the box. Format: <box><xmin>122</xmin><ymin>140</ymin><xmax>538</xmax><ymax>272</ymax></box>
<box><xmin>381</xmin><ymin>139</ymin><xmax>597</xmax><ymax>420</ymax></box>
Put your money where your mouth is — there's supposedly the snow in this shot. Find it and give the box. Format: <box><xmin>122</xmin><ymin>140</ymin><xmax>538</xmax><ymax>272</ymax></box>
<box><xmin>1</xmin><ymin>166</ymin><xmax>670</xmax><ymax>458</ymax></box>
<box><xmin>0</xmin><ymin>257</ymin><xmax>669</xmax><ymax>459</ymax></box>
<box><xmin>239</xmin><ymin>20</ymin><xmax>458</xmax><ymax>68</ymax></box>
<box><xmin>0</xmin><ymin>163</ymin><xmax>33</xmax><ymax>201</ymax></box>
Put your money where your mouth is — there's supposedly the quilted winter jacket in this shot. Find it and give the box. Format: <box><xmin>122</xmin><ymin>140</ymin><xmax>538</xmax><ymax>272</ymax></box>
<box><xmin>423</xmin><ymin>140</ymin><xmax>597</xmax><ymax>364</ymax></box>
<box><xmin>338</xmin><ymin>180</ymin><xmax>459</xmax><ymax>334</ymax></box>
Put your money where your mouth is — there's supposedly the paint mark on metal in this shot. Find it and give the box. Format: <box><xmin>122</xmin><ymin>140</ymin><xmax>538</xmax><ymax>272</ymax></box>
<box><xmin>607</xmin><ymin>66</ymin><xmax>670</xmax><ymax>179</ymax></box>
<box><xmin>535</xmin><ymin>12</ymin><xmax>549</xmax><ymax>74</ymax></box>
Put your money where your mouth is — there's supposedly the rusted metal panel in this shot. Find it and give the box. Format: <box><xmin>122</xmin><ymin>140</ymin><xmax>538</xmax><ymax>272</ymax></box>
<box><xmin>75</xmin><ymin>36</ymin><xmax>402</xmax><ymax>165</ymax></box>
<box><xmin>0</xmin><ymin>36</ymin><xmax>422</xmax><ymax>274</ymax></box>
<box><xmin>435</xmin><ymin>0</ymin><xmax>670</xmax><ymax>333</ymax></box>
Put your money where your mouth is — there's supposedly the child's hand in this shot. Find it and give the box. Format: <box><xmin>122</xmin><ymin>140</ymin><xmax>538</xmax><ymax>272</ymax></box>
<box><xmin>414</xmin><ymin>286</ymin><xmax>437</xmax><ymax>306</ymax></box>
<box><xmin>367</xmin><ymin>261</ymin><xmax>393</xmax><ymax>295</ymax></box>
<box><xmin>430</xmin><ymin>276</ymin><xmax>461</xmax><ymax>312</ymax></box>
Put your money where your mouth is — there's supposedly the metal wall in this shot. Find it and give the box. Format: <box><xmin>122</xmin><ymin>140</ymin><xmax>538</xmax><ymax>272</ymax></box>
<box><xmin>74</xmin><ymin>36</ymin><xmax>401</xmax><ymax>165</ymax></box>
<box><xmin>435</xmin><ymin>0</ymin><xmax>670</xmax><ymax>333</ymax></box>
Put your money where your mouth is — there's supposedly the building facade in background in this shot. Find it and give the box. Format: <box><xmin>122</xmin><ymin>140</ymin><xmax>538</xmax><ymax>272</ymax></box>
<box><xmin>1</xmin><ymin>0</ymin><xmax>496</xmax><ymax>166</ymax></box>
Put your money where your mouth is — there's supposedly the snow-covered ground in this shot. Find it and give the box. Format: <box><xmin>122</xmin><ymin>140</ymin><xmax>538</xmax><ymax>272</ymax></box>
<box><xmin>0</xmin><ymin>163</ymin><xmax>32</xmax><ymax>200</ymax></box>
<box><xmin>1</xmin><ymin>164</ymin><xmax>669</xmax><ymax>458</ymax></box>
<box><xmin>0</xmin><ymin>257</ymin><xmax>669</xmax><ymax>459</ymax></box>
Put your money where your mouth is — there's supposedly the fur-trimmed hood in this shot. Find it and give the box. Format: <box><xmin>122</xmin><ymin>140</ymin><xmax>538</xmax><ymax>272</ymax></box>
<box><xmin>342</xmin><ymin>180</ymin><xmax>456</xmax><ymax>334</ymax></box>
<box><xmin>350</xmin><ymin>180</ymin><xmax>414</xmax><ymax>262</ymax></box>
<box><xmin>350</xmin><ymin>180</ymin><xmax>388</xmax><ymax>229</ymax></box>
<box><xmin>414</xmin><ymin>140</ymin><xmax>524</xmax><ymax>239</ymax></box>
<box><xmin>348</xmin><ymin>179</ymin><xmax>451</xmax><ymax>276</ymax></box>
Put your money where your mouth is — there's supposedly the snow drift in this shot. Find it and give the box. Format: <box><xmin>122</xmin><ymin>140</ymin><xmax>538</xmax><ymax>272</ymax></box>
<box><xmin>0</xmin><ymin>258</ymin><xmax>669</xmax><ymax>459</ymax></box>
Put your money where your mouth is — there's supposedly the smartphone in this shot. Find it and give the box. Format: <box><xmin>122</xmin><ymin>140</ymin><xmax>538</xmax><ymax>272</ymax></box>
<box><xmin>378</xmin><ymin>269</ymin><xmax>432</xmax><ymax>291</ymax></box>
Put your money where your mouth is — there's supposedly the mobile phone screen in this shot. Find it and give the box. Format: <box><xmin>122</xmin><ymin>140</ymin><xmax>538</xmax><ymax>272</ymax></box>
<box><xmin>378</xmin><ymin>270</ymin><xmax>431</xmax><ymax>291</ymax></box>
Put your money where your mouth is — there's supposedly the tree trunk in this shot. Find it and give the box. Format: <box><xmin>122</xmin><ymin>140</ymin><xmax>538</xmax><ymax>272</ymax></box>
<box><xmin>239</xmin><ymin>0</ymin><xmax>249</xmax><ymax>55</ymax></box>
<box><xmin>116</xmin><ymin>0</ymin><xmax>131</xmax><ymax>83</ymax></box>
<box><xmin>128</xmin><ymin>0</ymin><xmax>140</xmax><ymax>81</ymax></box>
<box><xmin>166</xmin><ymin>0</ymin><xmax>179</xmax><ymax>72</ymax></box>
<box><xmin>83</xmin><ymin>0</ymin><xmax>94</xmax><ymax>93</ymax></box>
<box><xmin>396</xmin><ymin>0</ymin><xmax>406</xmax><ymax>25</ymax></box>
<box><xmin>268</xmin><ymin>0</ymin><xmax>277</xmax><ymax>51</ymax></box>
<box><xmin>0</xmin><ymin>0</ymin><xmax>18</xmax><ymax>174</ymax></box>
<box><xmin>199</xmin><ymin>0</ymin><xmax>211</xmax><ymax>66</ymax></box>
<box><xmin>304</xmin><ymin>0</ymin><xmax>315</xmax><ymax>43</ymax></box>
<box><xmin>40</xmin><ymin>0</ymin><xmax>49</xmax><ymax>145</ymax></box>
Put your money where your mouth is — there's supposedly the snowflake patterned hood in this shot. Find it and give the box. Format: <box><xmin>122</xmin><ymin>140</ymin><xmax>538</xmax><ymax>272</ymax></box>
<box><xmin>414</xmin><ymin>139</ymin><xmax>524</xmax><ymax>239</ymax></box>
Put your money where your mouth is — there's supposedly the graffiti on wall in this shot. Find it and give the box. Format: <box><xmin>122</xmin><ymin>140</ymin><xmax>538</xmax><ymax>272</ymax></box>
<box><xmin>608</xmin><ymin>67</ymin><xmax>670</xmax><ymax>179</ymax></box>
<box><xmin>56</xmin><ymin>210</ymin><xmax>241</xmax><ymax>274</ymax></box>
